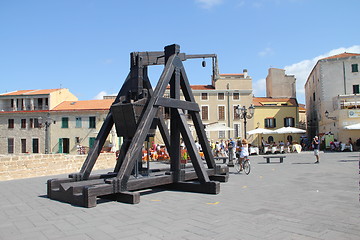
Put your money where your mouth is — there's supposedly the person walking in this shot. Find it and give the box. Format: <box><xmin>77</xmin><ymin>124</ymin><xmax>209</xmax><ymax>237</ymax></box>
<box><xmin>313</xmin><ymin>136</ymin><xmax>320</xmax><ymax>163</ymax></box>
<box><xmin>238</xmin><ymin>138</ymin><xmax>249</xmax><ymax>171</ymax></box>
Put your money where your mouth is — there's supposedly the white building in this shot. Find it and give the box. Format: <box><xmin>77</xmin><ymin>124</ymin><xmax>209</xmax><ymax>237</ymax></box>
<box><xmin>0</xmin><ymin>89</ymin><xmax>77</xmax><ymax>154</ymax></box>
<box><xmin>305</xmin><ymin>52</ymin><xmax>360</xmax><ymax>143</ymax></box>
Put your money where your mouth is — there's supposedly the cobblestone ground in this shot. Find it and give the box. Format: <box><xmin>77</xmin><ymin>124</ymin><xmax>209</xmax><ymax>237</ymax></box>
<box><xmin>0</xmin><ymin>151</ymin><xmax>359</xmax><ymax>240</ymax></box>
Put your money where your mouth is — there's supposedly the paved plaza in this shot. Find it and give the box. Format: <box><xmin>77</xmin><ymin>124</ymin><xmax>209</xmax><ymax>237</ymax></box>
<box><xmin>0</xmin><ymin>151</ymin><xmax>359</xmax><ymax>240</ymax></box>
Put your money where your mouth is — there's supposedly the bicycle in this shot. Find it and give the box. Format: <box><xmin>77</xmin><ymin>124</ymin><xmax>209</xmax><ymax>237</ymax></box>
<box><xmin>234</xmin><ymin>157</ymin><xmax>251</xmax><ymax>175</ymax></box>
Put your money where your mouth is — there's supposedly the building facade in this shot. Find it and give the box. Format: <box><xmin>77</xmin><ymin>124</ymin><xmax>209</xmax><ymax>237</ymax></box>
<box><xmin>251</xmin><ymin>97</ymin><xmax>300</xmax><ymax>145</ymax></box>
<box><xmin>0</xmin><ymin>89</ymin><xmax>119</xmax><ymax>155</ymax></box>
<box><xmin>0</xmin><ymin>89</ymin><xmax>78</xmax><ymax>154</ymax></box>
<box><xmin>157</xmin><ymin>69</ymin><xmax>254</xmax><ymax>143</ymax></box>
<box><xmin>266</xmin><ymin>68</ymin><xmax>296</xmax><ymax>98</ymax></box>
<box><xmin>305</xmin><ymin>52</ymin><xmax>360</xmax><ymax>143</ymax></box>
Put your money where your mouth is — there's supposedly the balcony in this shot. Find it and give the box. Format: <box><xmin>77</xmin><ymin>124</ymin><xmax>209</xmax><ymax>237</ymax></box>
<box><xmin>334</xmin><ymin>94</ymin><xmax>360</xmax><ymax>110</ymax></box>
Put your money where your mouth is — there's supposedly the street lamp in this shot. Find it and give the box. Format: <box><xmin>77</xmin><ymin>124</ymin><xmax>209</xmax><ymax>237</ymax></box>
<box><xmin>325</xmin><ymin>110</ymin><xmax>337</xmax><ymax>120</ymax></box>
<box><xmin>38</xmin><ymin>115</ymin><xmax>55</xmax><ymax>154</ymax></box>
<box><xmin>236</xmin><ymin>104</ymin><xmax>255</xmax><ymax>139</ymax></box>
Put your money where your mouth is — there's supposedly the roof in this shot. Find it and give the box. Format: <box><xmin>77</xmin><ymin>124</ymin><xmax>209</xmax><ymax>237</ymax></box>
<box><xmin>0</xmin><ymin>89</ymin><xmax>63</xmax><ymax>96</ymax></box>
<box><xmin>253</xmin><ymin>97</ymin><xmax>298</xmax><ymax>107</ymax></box>
<box><xmin>320</xmin><ymin>52</ymin><xmax>360</xmax><ymax>61</ymax></box>
<box><xmin>166</xmin><ymin>85</ymin><xmax>215</xmax><ymax>90</ymax></box>
<box><xmin>52</xmin><ymin>99</ymin><xmax>114</xmax><ymax>111</ymax></box>
<box><xmin>190</xmin><ymin>85</ymin><xmax>215</xmax><ymax>90</ymax></box>
<box><xmin>220</xmin><ymin>73</ymin><xmax>245</xmax><ymax>76</ymax></box>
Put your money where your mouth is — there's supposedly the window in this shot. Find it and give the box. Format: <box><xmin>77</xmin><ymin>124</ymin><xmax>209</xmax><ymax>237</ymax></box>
<box><xmin>89</xmin><ymin>116</ymin><xmax>96</xmax><ymax>128</ymax></box>
<box><xmin>34</xmin><ymin>118</ymin><xmax>40</xmax><ymax>128</ymax></box>
<box><xmin>8</xmin><ymin>119</ymin><xmax>14</xmax><ymax>129</ymax></box>
<box><xmin>218</xmin><ymin>130</ymin><xmax>226</xmax><ymax>139</ymax></box>
<box><xmin>38</xmin><ymin>98</ymin><xmax>43</xmax><ymax>108</ymax></box>
<box><xmin>76</xmin><ymin>117</ymin><xmax>82</xmax><ymax>128</ymax></box>
<box><xmin>351</xmin><ymin>64</ymin><xmax>358</xmax><ymax>72</ymax></box>
<box><xmin>234</xmin><ymin>124</ymin><xmax>241</xmax><ymax>138</ymax></box>
<box><xmin>233</xmin><ymin>106</ymin><xmax>240</xmax><ymax>120</ymax></box>
<box><xmin>62</xmin><ymin>117</ymin><xmax>69</xmax><ymax>128</ymax></box>
<box><xmin>29</xmin><ymin>118</ymin><xmax>34</xmax><ymax>128</ymax></box>
<box><xmin>267</xmin><ymin>136</ymin><xmax>274</xmax><ymax>143</ymax></box>
<box><xmin>353</xmin><ymin>85</ymin><xmax>359</xmax><ymax>94</ymax></box>
<box><xmin>89</xmin><ymin>137</ymin><xmax>96</xmax><ymax>148</ymax></box>
<box><xmin>284</xmin><ymin>117</ymin><xmax>295</xmax><ymax>127</ymax></box>
<box><xmin>233</xmin><ymin>92</ymin><xmax>240</xmax><ymax>100</ymax></box>
<box><xmin>75</xmin><ymin>137</ymin><xmax>80</xmax><ymax>144</ymax></box>
<box><xmin>265</xmin><ymin>118</ymin><xmax>276</xmax><ymax>128</ymax></box>
<box><xmin>21</xmin><ymin>139</ymin><xmax>26</xmax><ymax>153</ymax></box>
<box><xmin>32</xmin><ymin>138</ymin><xmax>39</xmax><ymax>153</ymax></box>
<box><xmin>218</xmin><ymin>106</ymin><xmax>225</xmax><ymax>120</ymax></box>
<box><xmin>313</xmin><ymin>92</ymin><xmax>315</xmax><ymax>102</ymax></box>
<box><xmin>201</xmin><ymin>106</ymin><xmax>208</xmax><ymax>120</ymax></box>
<box><xmin>201</xmin><ymin>93</ymin><xmax>208</xmax><ymax>100</ymax></box>
<box><xmin>218</xmin><ymin>93</ymin><xmax>225</xmax><ymax>100</ymax></box>
<box><xmin>8</xmin><ymin>138</ymin><xmax>14</xmax><ymax>154</ymax></box>
<box><xmin>21</xmin><ymin>119</ymin><xmax>26</xmax><ymax>129</ymax></box>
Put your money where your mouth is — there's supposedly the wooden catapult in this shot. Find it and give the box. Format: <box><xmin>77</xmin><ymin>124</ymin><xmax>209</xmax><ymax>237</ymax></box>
<box><xmin>47</xmin><ymin>44</ymin><xmax>229</xmax><ymax>207</ymax></box>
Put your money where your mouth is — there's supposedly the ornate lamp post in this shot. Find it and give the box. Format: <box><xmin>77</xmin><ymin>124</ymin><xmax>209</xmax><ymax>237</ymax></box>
<box><xmin>236</xmin><ymin>105</ymin><xmax>255</xmax><ymax>139</ymax></box>
<box><xmin>38</xmin><ymin>115</ymin><xmax>54</xmax><ymax>154</ymax></box>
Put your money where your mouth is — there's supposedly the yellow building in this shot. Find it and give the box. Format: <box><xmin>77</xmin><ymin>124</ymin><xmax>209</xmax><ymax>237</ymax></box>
<box><xmin>250</xmin><ymin>97</ymin><xmax>300</xmax><ymax>146</ymax></box>
<box><xmin>50</xmin><ymin>99</ymin><xmax>117</xmax><ymax>154</ymax></box>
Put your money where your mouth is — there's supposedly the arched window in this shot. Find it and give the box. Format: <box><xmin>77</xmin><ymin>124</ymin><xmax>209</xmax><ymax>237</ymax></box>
<box><xmin>268</xmin><ymin>136</ymin><xmax>274</xmax><ymax>143</ymax></box>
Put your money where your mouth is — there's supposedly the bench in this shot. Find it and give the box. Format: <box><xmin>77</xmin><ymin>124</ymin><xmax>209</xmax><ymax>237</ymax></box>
<box><xmin>214</xmin><ymin>156</ymin><xmax>228</xmax><ymax>164</ymax></box>
<box><xmin>263</xmin><ymin>156</ymin><xmax>286</xmax><ymax>163</ymax></box>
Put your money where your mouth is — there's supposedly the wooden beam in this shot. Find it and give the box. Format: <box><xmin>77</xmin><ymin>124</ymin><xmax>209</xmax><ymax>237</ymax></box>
<box><xmin>155</xmin><ymin>97</ymin><xmax>200</xmax><ymax>112</ymax></box>
<box><xmin>179</xmin><ymin>67</ymin><xmax>216</xmax><ymax>170</ymax></box>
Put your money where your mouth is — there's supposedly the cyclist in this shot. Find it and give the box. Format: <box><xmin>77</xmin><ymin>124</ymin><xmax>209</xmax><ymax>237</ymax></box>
<box><xmin>238</xmin><ymin>138</ymin><xmax>249</xmax><ymax>171</ymax></box>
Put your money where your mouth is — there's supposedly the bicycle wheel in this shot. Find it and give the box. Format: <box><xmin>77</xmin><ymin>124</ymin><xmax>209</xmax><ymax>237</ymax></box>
<box><xmin>243</xmin><ymin>160</ymin><xmax>251</xmax><ymax>175</ymax></box>
<box><xmin>234</xmin><ymin>159</ymin><xmax>241</xmax><ymax>173</ymax></box>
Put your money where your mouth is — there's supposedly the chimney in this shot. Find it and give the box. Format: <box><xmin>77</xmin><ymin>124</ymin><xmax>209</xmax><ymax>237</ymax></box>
<box><xmin>243</xmin><ymin>69</ymin><xmax>248</xmax><ymax>78</ymax></box>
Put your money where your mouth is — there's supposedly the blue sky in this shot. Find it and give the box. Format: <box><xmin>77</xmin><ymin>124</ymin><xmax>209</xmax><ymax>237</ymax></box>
<box><xmin>1</xmin><ymin>0</ymin><xmax>359</xmax><ymax>104</ymax></box>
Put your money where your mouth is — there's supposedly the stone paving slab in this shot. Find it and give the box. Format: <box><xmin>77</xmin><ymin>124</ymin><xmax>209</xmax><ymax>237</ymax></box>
<box><xmin>0</xmin><ymin>151</ymin><xmax>359</xmax><ymax>239</ymax></box>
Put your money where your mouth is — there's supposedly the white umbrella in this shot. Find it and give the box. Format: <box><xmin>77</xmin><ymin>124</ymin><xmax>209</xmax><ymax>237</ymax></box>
<box><xmin>247</xmin><ymin>128</ymin><xmax>275</xmax><ymax>135</ymax></box>
<box><xmin>344</xmin><ymin>123</ymin><xmax>360</xmax><ymax>130</ymax></box>
<box><xmin>205</xmin><ymin>123</ymin><xmax>234</xmax><ymax>131</ymax></box>
<box><xmin>247</xmin><ymin>128</ymin><xmax>274</xmax><ymax>148</ymax></box>
<box><xmin>273</xmin><ymin>127</ymin><xmax>306</xmax><ymax>134</ymax></box>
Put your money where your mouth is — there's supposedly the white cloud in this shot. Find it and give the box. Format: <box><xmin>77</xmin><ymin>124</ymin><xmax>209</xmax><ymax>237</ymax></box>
<box><xmin>94</xmin><ymin>91</ymin><xmax>116</xmax><ymax>100</ymax></box>
<box><xmin>258</xmin><ymin>47</ymin><xmax>274</xmax><ymax>57</ymax></box>
<box><xmin>284</xmin><ymin>45</ymin><xmax>360</xmax><ymax>103</ymax></box>
<box><xmin>195</xmin><ymin>0</ymin><xmax>223</xmax><ymax>9</ymax></box>
<box><xmin>252</xmin><ymin>78</ymin><xmax>266</xmax><ymax>97</ymax></box>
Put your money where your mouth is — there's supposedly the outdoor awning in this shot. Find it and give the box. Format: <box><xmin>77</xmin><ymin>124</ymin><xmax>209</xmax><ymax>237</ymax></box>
<box><xmin>344</xmin><ymin>123</ymin><xmax>360</xmax><ymax>130</ymax></box>
<box><xmin>205</xmin><ymin>123</ymin><xmax>234</xmax><ymax>131</ymax></box>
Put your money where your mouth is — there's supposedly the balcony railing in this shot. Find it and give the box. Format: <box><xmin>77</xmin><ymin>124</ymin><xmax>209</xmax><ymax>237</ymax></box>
<box><xmin>334</xmin><ymin>94</ymin><xmax>360</xmax><ymax>110</ymax></box>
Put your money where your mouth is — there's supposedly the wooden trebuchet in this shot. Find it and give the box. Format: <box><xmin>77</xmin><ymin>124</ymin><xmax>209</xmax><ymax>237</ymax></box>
<box><xmin>47</xmin><ymin>44</ymin><xmax>229</xmax><ymax>207</ymax></box>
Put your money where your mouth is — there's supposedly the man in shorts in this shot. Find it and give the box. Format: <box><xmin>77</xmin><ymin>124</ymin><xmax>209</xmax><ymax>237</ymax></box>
<box><xmin>313</xmin><ymin>136</ymin><xmax>320</xmax><ymax>164</ymax></box>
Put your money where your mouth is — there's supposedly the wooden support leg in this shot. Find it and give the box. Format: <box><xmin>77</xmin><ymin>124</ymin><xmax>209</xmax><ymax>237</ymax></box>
<box><xmin>167</xmin><ymin>181</ymin><xmax>220</xmax><ymax>194</ymax></box>
<box><xmin>100</xmin><ymin>191</ymin><xmax>140</xmax><ymax>204</ymax></box>
<box><xmin>210</xmin><ymin>173</ymin><xmax>229</xmax><ymax>182</ymax></box>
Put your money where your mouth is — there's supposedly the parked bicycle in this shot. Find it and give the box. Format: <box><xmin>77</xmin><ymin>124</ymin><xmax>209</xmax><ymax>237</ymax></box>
<box><xmin>234</xmin><ymin>157</ymin><xmax>251</xmax><ymax>175</ymax></box>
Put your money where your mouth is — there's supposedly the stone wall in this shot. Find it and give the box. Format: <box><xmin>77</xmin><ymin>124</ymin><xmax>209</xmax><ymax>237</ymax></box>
<box><xmin>0</xmin><ymin>153</ymin><xmax>116</xmax><ymax>181</ymax></box>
